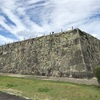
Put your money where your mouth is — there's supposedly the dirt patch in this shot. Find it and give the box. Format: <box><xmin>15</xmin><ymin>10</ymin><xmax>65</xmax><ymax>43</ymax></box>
<box><xmin>0</xmin><ymin>73</ymin><xmax>99</xmax><ymax>85</ymax></box>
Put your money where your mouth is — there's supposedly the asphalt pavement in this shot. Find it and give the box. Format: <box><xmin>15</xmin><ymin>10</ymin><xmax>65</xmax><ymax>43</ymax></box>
<box><xmin>0</xmin><ymin>92</ymin><xmax>28</xmax><ymax>100</ymax></box>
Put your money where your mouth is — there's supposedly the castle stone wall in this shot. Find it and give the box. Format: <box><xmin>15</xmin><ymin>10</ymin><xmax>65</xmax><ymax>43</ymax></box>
<box><xmin>79</xmin><ymin>30</ymin><xmax>100</xmax><ymax>77</ymax></box>
<box><xmin>0</xmin><ymin>29</ymin><xmax>100</xmax><ymax>78</ymax></box>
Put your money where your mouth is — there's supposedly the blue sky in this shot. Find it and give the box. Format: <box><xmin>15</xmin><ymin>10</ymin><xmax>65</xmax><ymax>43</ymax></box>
<box><xmin>0</xmin><ymin>0</ymin><xmax>100</xmax><ymax>45</ymax></box>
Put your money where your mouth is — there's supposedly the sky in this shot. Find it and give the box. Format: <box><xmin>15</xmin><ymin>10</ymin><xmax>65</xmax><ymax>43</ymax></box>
<box><xmin>0</xmin><ymin>0</ymin><xmax>100</xmax><ymax>45</ymax></box>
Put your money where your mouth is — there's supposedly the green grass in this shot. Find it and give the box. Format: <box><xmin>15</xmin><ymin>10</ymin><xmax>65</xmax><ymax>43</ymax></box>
<box><xmin>0</xmin><ymin>76</ymin><xmax>100</xmax><ymax>100</ymax></box>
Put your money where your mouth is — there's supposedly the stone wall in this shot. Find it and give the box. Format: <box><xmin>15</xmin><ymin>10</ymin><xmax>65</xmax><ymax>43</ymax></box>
<box><xmin>79</xmin><ymin>30</ymin><xmax>100</xmax><ymax>77</ymax></box>
<box><xmin>0</xmin><ymin>29</ymin><xmax>100</xmax><ymax>78</ymax></box>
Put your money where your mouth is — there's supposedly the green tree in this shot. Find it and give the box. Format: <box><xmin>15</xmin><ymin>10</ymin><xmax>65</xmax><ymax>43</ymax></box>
<box><xmin>93</xmin><ymin>66</ymin><xmax>100</xmax><ymax>84</ymax></box>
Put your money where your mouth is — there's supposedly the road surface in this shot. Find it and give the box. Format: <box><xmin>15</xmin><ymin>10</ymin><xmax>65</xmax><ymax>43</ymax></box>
<box><xmin>0</xmin><ymin>92</ymin><xmax>28</xmax><ymax>100</ymax></box>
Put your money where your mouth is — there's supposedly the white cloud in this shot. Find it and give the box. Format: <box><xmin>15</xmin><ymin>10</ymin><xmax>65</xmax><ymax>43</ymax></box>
<box><xmin>0</xmin><ymin>0</ymin><xmax>100</xmax><ymax>45</ymax></box>
<box><xmin>0</xmin><ymin>35</ymin><xmax>15</xmax><ymax>45</ymax></box>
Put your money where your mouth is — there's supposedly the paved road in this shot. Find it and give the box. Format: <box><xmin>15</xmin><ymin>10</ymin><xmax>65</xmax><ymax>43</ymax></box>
<box><xmin>0</xmin><ymin>92</ymin><xmax>28</xmax><ymax>100</ymax></box>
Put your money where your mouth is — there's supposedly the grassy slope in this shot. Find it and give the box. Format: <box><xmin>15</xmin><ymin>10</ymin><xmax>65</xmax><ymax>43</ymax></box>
<box><xmin>0</xmin><ymin>76</ymin><xmax>100</xmax><ymax>100</ymax></box>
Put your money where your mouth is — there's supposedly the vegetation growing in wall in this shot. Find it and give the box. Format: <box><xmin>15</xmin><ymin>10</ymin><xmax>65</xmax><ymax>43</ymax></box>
<box><xmin>93</xmin><ymin>66</ymin><xmax>100</xmax><ymax>84</ymax></box>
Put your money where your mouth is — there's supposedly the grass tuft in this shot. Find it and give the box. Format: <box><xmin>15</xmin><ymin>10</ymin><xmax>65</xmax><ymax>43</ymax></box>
<box><xmin>6</xmin><ymin>83</ymin><xmax>18</xmax><ymax>88</ymax></box>
<box><xmin>38</xmin><ymin>87</ymin><xmax>51</xmax><ymax>93</ymax></box>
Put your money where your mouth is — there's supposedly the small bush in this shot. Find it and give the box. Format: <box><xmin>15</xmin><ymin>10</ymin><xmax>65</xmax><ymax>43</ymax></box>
<box><xmin>93</xmin><ymin>66</ymin><xmax>100</xmax><ymax>84</ymax></box>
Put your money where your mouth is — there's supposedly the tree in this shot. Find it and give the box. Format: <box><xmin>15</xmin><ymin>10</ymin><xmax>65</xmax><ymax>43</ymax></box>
<box><xmin>93</xmin><ymin>66</ymin><xmax>100</xmax><ymax>84</ymax></box>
